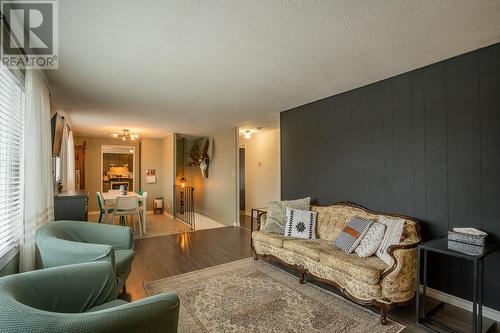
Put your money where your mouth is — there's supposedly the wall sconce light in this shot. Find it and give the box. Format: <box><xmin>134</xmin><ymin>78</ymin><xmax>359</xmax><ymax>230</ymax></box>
<box><xmin>180</xmin><ymin>176</ymin><xmax>187</xmax><ymax>188</ymax></box>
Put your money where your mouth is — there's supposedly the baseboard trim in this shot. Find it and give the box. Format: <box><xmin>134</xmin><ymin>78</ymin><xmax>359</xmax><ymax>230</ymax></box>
<box><xmin>422</xmin><ymin>286</ymin><xmax>500</xmax><ymax>322</ymax></box>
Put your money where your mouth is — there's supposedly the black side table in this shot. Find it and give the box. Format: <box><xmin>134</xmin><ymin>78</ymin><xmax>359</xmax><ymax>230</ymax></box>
<box><xmin>417</xmin><ymin>237</ymin><xmax>498</xmax><ymax>333</ymax></box>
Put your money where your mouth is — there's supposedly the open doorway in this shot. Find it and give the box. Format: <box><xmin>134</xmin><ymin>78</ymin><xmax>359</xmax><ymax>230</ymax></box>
<box><xmin>238</xmin><ymin>143</ymin><xmax>252</xmax><ymax>230</ymax></box>
<box><xmin>239</xmin><ymin>147</ymin><xmax>245</xmax><ymax>214</ymax></box>
<box><xmin>100</xmin><ymin>145</ymin><xmax>135</xmax><ymax>193</ymax></box>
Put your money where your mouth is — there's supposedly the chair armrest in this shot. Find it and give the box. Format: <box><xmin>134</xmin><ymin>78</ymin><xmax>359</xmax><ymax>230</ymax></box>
<box><xmin>92</xmin><ymin>293</ymin><xmax>180</xmax><ymax>333</ymax></box>
<box><xmin>380</xmin><ymin>236</ymin><xmax>421</xmax><ymax>303</ymax></box>
<box><xmin>1</xmin><ymin>262</ymin><xmax>117</xmax><ymax>313</ymax></box>
<box><xmin>36</xmin><ymin>234</ymin><xmax>114</xmax><ymax>268</ymax></box>
<box><xmin>0</xmin><ymin>292</ymin><xmax>180</xmax><ymax>333</ymax></box>
<box><xmin>55</xmin><ymin>221</ymin><xmax>134</xmax><ymax>250</ymax></box>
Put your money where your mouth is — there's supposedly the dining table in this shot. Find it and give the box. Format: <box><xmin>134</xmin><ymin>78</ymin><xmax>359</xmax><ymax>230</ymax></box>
<box><xmin>101</xmin><ymin>191</ymin><xmax>147</xmax><ymax>233</ymax></box>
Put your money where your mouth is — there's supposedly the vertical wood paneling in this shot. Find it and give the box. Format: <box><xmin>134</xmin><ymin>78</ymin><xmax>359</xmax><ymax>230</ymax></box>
<box><xmin>423</xmin><ymin>63</ymin><xmax>449</xmax><ymax>237</ymax></box>
<box><xmin>383</xmin><ymin>81</ymin><xmax>394</xmax><ymax>212</ymax></box>
<box><xmin>446</xmin><ymin>53</ymin><xmax>481</xmax><ymax>229</ymax></box>
<box><xmin>478</xmin><ymin>44</ymin><xmax>500</xmax><ymax>308</ymax></box>
<box><xmin>323</xmin><ymin>93</ymin><xmax>353</xmax><ymax>203</ymax></box>
<box><xmin>412</xmin><ymin>70</ymin><xmax>426</xmax><ymax>222</ymax></box>
<box><xmin>392</xmin><ymin>73</ymin><xmax>415</xmax><ymax>216</ymax></box>
<box><xmin>280</xmin><ymin>43</ymin><xmax>500</xmax><ymax>310</ymax></box>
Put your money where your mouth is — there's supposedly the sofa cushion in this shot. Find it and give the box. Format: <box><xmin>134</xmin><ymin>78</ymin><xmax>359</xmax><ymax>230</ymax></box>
<box><xmin>261</xmin><ymin>197</ymin><xmax>311</xmax><ymax>234</ymax></box>
<box><xmin>319</xmin><ymin>247</ymin><xmax>388</xmax><ymax>285</ymax></box>
<box><xmin>282</xmin><ymin>239</ymin><xmax>333</xmax><ymax>261</ymax></box>
<box><xmin>284</xmin><ymin>208</ymin><xmax>317</xmax><ymax>239</ymax></box>
<box><xmin>252</xmin><ymin>231</ymin><xmax>286</xmax><ymax>248</ymax></box>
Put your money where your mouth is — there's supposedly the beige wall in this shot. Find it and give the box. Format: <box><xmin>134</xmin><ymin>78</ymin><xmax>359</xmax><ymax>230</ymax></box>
<box><xmin>241</xmin><ymin>129</ymin><xmax>280</xmax><ymax>216</ymax></box>
<box><xmin>74</xmin><ymin>136</ymin><xmax>140</xmax><ymax>212</ymax></box>
<box><xmin>140</xmin><ymin>138</ymin><xmax>164</xmax><ymax>211</ymax></box>
<box><xmin>200</xmin><ymin>127</ymin><xmax>238</xmax><ymax>226</ymax></box>
<box><xmin>161</xmin><ymin>135</ymin><xmax>174</xmax><ymax>214</ymax></box>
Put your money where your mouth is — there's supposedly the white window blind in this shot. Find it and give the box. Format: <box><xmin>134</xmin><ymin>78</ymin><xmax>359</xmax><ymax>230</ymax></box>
<box><xmin>0</xmin><ymin>63</ymin><xmax>24</xmax><ymax>261</ymax></box>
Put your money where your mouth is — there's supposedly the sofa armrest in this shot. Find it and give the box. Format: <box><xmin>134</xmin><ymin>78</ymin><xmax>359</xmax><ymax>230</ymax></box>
<box><xmin>255</xmin><ymin>212</ymin><xmax>267</xmax><ymax>231</ymax></box>
<box><xmin>379</xmin><ymin>236</ymin><xmax>421</xmax><ymax>303</ymax></box>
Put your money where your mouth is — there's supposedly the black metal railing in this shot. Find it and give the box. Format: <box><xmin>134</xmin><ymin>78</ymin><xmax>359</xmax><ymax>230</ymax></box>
<box><xmin>173</xmin><ymin>185</ymin><xmax>195</xmax><ymax>230</ymax></box>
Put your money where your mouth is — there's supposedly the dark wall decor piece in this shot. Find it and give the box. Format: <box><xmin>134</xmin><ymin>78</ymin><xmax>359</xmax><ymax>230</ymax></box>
<box><xmin>280</xmin><ymin>42</ymin><xmax>500</xmax><ymax>310</ymax></box>
<box><xmin>187</xmin><ymin>137</ymin><xmax>212</xmax><ymax>178</ymax></box>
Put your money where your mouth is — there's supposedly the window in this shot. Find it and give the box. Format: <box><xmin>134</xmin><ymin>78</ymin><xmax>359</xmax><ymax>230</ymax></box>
<box><xmin>0</xmin><ymin>63</ymin><xmax>24</xmax><ymax>263</ymax></box>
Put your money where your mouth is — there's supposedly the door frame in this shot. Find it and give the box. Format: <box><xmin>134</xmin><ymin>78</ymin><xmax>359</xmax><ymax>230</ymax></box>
<box><xmin>100</xmin><ymin>145</ymin><xmax>136</xmax><ymax>193</ymax></box>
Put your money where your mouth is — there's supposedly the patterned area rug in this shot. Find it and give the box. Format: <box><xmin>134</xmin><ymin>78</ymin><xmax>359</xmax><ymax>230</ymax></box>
<box><xmin>144</xmin><ymin>258</ymin><xmax>405</xmax><ymax>333</ymax></box>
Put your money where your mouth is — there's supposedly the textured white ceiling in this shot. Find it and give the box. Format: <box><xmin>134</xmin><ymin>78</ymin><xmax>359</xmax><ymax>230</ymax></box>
<box><xmin>46</xmin><ymin>0</ymin><xmax>500</xmax><ymax>138</ymax></box>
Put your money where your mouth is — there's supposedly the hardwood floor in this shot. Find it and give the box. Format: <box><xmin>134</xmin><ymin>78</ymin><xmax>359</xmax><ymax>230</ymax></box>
<box><xmin>124</xmin><ymin>226</ymin><xmax>498</xmax><ymax>332</ymax></box>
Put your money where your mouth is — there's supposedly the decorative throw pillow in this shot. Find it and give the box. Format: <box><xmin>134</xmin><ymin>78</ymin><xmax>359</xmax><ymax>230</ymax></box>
<box><xmin>355</xmin><ymin>223</ymin><xmax>386</xmax><ymax>258</ymax></box>
<box><xmin>261</xmin><ymin>197</ymin><xmax>311</xmax><ymax>234</ymax></box>
<box><xmin>283</xmin><ymin>208</ymin><xmax>317</xmax><ymax>239</ymax></box>
<box><xmin>334</xmin><ymin>217</ymin><xmax>372</xmax><ymax>253</ymax></box>
<box><xmin>376</xmin><ymin>216</ymin><xmax>406</xmax><ymax>266</ymax></box>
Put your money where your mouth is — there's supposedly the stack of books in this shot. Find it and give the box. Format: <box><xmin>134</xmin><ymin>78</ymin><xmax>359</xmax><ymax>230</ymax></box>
<box><xmin>447</xmin><ymin>228</ymin><xmax>488</xmax><ymax>256</ymax></box>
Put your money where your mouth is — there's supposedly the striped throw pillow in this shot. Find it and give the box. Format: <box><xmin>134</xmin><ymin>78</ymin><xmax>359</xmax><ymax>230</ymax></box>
<box><xmin>283</xmin><ymin>207</ymin><xmax>317</xmax><ymax>239</ymax></box>
<box><xmin>334</xmin><ymin>217</ymin><xmax>373</xmax><ymax>253</ymax></box>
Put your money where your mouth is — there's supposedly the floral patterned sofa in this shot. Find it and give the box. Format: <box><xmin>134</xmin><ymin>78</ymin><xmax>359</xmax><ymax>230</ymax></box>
<box><xmin>251</xmin><ymin>202</ymin><xmax>421</xmax><ymax>324</ymax></box>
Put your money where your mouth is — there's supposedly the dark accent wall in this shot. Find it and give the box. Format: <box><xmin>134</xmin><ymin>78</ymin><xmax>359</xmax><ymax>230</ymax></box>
<box><xmin>280</xmin><ymin>43</ymin><xmax>500</xmax><ymax>309</ymax></box>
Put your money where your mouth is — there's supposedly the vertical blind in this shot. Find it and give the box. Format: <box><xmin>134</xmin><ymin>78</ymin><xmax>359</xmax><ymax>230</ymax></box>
<box><xmin>0</xmin><ymin>63</ymin><xmax>24</xmax><ymax>260</ymax></box>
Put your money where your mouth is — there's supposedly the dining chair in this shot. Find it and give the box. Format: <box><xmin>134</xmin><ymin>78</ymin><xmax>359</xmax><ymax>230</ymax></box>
<box><xmin>139</xmin><ymin>191</ymin><xmax>148</xmax><ymax>221</ymax></box>
<box><xmin>111</xmin><ymin>196</ymin><xmax>143</xmax><ymax>236</ymax></box>
<box><xmin>96</xmin><ymin>192</ymin><xmax>114</xmax><ymax>223</ymax></box>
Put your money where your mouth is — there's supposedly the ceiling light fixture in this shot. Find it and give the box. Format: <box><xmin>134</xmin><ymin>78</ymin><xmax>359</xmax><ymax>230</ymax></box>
<box><xmin>111</xmin><ymin>129</ymin><xmax>139</xmax><ymax>141</ymax></box>
<box><xmin>243</xmin><ymin>130</ymin><xmax>252</xmax><ymax>139</ymax></box>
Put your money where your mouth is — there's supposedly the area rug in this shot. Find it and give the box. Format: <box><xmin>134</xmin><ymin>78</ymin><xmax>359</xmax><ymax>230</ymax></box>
<box><xmin>144</xmin><ymin>258</ymin><xmax>405</xmax><ymax>333</ymax></box>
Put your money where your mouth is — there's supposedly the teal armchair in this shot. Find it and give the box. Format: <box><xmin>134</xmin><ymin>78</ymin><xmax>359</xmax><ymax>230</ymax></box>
<box><xmin>36</xmin><ymin>221</ymin><xmax>134</xmax><ymax>294</ymax></box>
<box><xmin>0</xmin><ymin>262</ymin><xmax>180</xmax><ymax>333</ymax></box>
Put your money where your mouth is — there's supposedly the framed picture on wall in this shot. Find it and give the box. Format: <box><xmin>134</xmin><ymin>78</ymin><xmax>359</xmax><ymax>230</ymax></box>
<box><xmin>146</xmin><ymin>169</ymin><xmax>156</xmax><ymax>183</ymax></box>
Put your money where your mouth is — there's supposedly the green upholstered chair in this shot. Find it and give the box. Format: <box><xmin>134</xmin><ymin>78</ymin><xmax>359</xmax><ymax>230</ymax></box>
<box><xmin>0</xmin><ymin>262</ymin><xmax>180</xmax><ymax>333</ymax></box>
<box><xmin>36</xmin><ymin>221</ymin><xmax>134</xmax><ymax>295</ymax></box>
<box><xmin>97</xmin><ymin>191</ymin><xmax>114</xmax><ymax>223</ymax></box>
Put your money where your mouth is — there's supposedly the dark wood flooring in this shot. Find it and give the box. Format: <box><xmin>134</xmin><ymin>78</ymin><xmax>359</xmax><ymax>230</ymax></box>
<box><xmin>124</xmin><ymin>226</ymin><xmax>498</xmax><ymax>333</ymax></box>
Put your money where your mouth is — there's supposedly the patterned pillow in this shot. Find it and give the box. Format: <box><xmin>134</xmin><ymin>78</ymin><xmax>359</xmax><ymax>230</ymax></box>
<box><xmin>334</xmin><ymin>217</ymin><xmax>372</xmax><ymax>253</ymax></box>
<box><xmin>376</xmin><ymin>216</ymin><xmax>406</xmax><ymax>266</ymax></box>
<box><xmin>261</xmin><ymin>197</ymin><xmax>311</xmax><ymax>234</ymax></box>
<box><xmin>355</xmin><ymin>223</ymin><xmax>386</xmax><ymax>258</ymax></box>
<box><xmin>283</xmin><ymin>207</ymin><xmax>317</xmax><ymax>239</ymax></box>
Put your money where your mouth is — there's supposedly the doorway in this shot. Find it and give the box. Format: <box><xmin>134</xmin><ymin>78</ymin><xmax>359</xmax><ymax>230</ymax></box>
<box><xmin>100</xmin><ymin>145</ymin><xmax>135</xmax><ymax>193</ymax></box>
<box><xmin>238</xmin><ymin>145</ymin><xmax>251</xmax><ymax>230</ymax></box>
<box><xmin>239</xmin><ymin>147</ymin><xmax>245</xmax><ymax>213</ymax></box>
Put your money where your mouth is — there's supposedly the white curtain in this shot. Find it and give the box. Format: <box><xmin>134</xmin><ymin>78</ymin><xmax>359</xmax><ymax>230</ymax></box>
<box><xmin>66</xmin><ymin>130</ymin><xmax>75</xmax><ymax>190</ymax></box>
<box><xmin>20</xmin><ymin>69</ymin><xmax>54</xmax><ymax>272</ymax></box>
<box><xmin>58</xmin><ymin>123</ymin><xmax>74</xmax><ymax>191</ymax></box>
<box><xmin>60</xmin><ymin>124</ymin><xmax>68</xmax><ymax>189</ymax></box>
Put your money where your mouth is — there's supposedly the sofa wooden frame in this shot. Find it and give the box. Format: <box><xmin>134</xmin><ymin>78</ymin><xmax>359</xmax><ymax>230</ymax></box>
<box><xmin>251</xmin><ymin>201</ymin><xmax>422</xmax><ymax>325</ymax></box>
